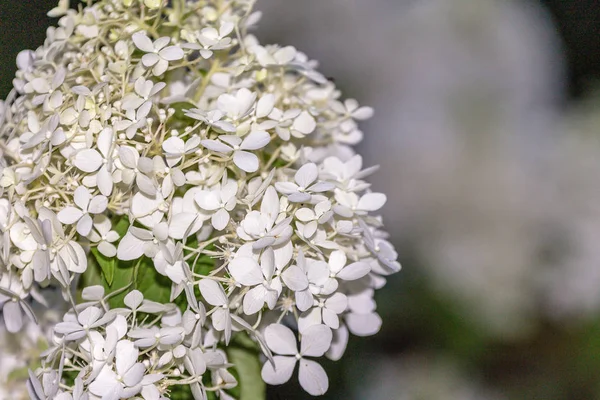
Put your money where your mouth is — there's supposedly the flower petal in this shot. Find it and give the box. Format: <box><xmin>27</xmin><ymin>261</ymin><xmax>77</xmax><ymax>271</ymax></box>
<box><xmin>211</xmin><ymin>208</ymin><xmax>230</xmax><ymax>231</ymax></box>
<box><xmin>300</xmin><ymin>324</ymin><xmax>332</xmax><ymax>357</ymax></box>
<box><xmin>229</xmin><ymin>257</ymin><xmax>263</xmax><ymax>286</ymax></box>
<box><xmin>294</xmin><ymin>163</ymin><xmax>318</xmax><ymax>188</ymax></box>
<box><xmin>336</xmin><ymin>261</ymin><xmax>371</xmax><ymax>281</ymax></box>
<box><xmin>132</xmin><ymin>31</ymin><xmax>155</xmax><ymax>52</ymax></box>
<box><xmin>261</xmin><ymin>356</ymin><xmax>296</xmax><ymax>386</ymax></box>
<box><xmin>281</xmin><ymin>265</ymin><xmax>308</xmax><ymax>291</ymax></box>
<box><xmin>116</xmin><ymin>231</ymin><xmax>146</xmax><ymax>261</ymax></box>
<box><xmin>57</xmin><ymin>207</ymin><xmax>84</xmax><ymax>225</ymax></box>
<box><xmin>159</xmin><ymin>46</ymin><xmax>184</xmax><ymax>61</ymax></box>
<box><xmin>240</xmin><ymin>131</ymin><xmax>270</xmax><ymax>151</ymax></box>
<box><xmin>264</xmin><ymin>323</ymin><xmax>297</xmax><ymax>355</ymax></box>
<box><xmin>357</xmin><ymin>192</ymin><xmax>386</xmax><ymax>212</ymax></box>
<box><xmin>198</xmin><ymin>279</ymin><xmax>227</xmax><ymax>306</ymax></box>
<box><xmin>74</xmin><ymin>149</ymin><xmax>103</xmax><ymax>172</ymax></box>
<box><xmin>233</xmin><ymin>151</ymin><xmax>259</xmax><ymax>173</ymax></box>
<box><xmin>298</xmin><ymin>359</ymin><xmax>328</xmax><ymax>396</ymax></box>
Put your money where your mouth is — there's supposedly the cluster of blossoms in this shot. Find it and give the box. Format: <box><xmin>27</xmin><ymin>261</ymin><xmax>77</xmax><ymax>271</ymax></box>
<box><xmin>0</xmin><ymin>0</ymin><xmax>400</xmax><ymax>398</ymax></box>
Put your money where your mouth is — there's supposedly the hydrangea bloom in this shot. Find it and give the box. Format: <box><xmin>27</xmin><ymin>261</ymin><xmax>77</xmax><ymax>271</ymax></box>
<box><xmin>0</xmin><ymin>0</ymin><xmax>401</xmax><ymax>397</ymax></box>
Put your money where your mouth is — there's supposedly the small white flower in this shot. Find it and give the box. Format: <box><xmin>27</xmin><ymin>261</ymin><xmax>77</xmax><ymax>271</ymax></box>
<box><xmin>237</xmin><ymin>187</ymin><xmax>293</xmax><ymax>249</ymax></box>
<box><xmin>185</xmin><ymin>109</ymin><xmax>236</xmax><ymax>133</ymax></box>
<box><xmin>201</xmin><ymin>131</ymin><xmax>270</xmax><ymax>173</ymax></box>
<box><xmin>298</xmin><ymin>292</ymin><xmax>348</xmax><ymax>331</ymax></box>
<box><xmin>334</xmin><ymin>190</ymin><xmax>387</xmax><ymax>217</ymax></box>
<box><xmin>0</xmin><ymin>275</ymin><xmax>35</xmax><ymax>333</ymax></box>
<box><xmin>195</xmin><ymin>181</ymin><xmax>238</xmax><ymax>230</ymax></box>
<box><xmin>261</xmin><ymin>323</ymin><xmax>332</xmax><ymax>396</ymax></box>
<box><xmin>190</xmin><ymin>22</ymin><xmax>235</xmax><ymax>59</ymax></box>
<box><xmin>116</xmin><ymin>223</ymin><xmax>169</xmax><ymax>261</ymax></box>
<box><xmin>217</xmin><ymin>88</ymin><xmax>257</xmax><ymax>121</ymax></box>
<box><xmin>88</xmin><ymin>339</ymin><xmax>146</xmax><ymax>399</ymax></box>
<box><xmin>54</xmin><ymin>306</ymin><xmax>110</xmax><ymax>341</ymax></box>
<box><xmin>122</xmin><ymin>76</ymin><xmax>166</xmax><ymax>111</ymax></box>
<box><xmin>57</xmin><ymin>186</ymin><xmax>108</xmax><ymax>236</ymax></box>
<box><xmin>88</xmin><ymin>215</ymin><xmax>119</xmax><ymax>257</ymax></box>
<box><xmin>133</xmin><ymin>32</ymin><xmax>184</xmax><ymax>76</ymax></box>
<box><xmin>275</xmin><ymin>163</ymin><xmax>334</xmax><ymax>203</ymax></box>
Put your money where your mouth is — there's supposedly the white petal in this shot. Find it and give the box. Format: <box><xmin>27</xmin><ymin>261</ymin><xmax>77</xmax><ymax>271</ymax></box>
<box><xmin>136</xmin><ymin>173</ymin><xmax>157</xmax><ymax>196</ymax></box>
<box><xmin>298</xmin><ymin>308</ymin><xmax>322</xmax><ymax>333</ymax></box>
<box><xmin>88</xmin><ymin>195</ymin><xmax>108</xmax><ymax>214</ymax></box>
<box><xmin>200</xmin><ymin>139</ymin><xmax>232</xmax><ymax>153</ymax></box>
<box><xmin>298</xmin><ymin>359</ymin><xmax>328</xmax><ymax>396</ymax></box>
<box><xmin>240</xmin><ymin>131</ymin><xmax>270</xmax><ymax>151</ymax></box>
<box><xmin>328</xmin><ymin>250</ymin><xmax>346</xmax><ymax>274</ymax></box>
<box><xmin>116</xmin><ymin>340</ymin><xmax>139</xmax><ymax>375</ymax></box>
<box><xmin>261</xmin><ymin>356</ymin><xmax>296</xmax><ymax>385</ymax></box>
<box><xmin>233</xmin><ymin>151</ymin><xmax>259</xmax><ymax>173</ymax></box>
<box><xmin>345</xmin><ymin>312</ymin><xmax>382</xmax><ymax>337</ymax></box>
<box><xmin>98</xmin><ymin>241</ymin><xmax>117</xmax><ymax>257</ymax></box>
<box><xmin>229</xmin><ymin>257</ymin><xmax>263</xmax><ymax>286</ymax></box>
<box><xmin>97</xmin><ymin>127</ymin><xmax>114</xmax><ymax>158</ymax></box>
<box><xmin>4</xmin><ymin>301</ymin><xmax>23</xmax><ymax>333</ymax></box>
<box><xmin>211</xmin><ymin>208</ymin><xmax>230</xmax><ymax>231</ymax></box>
<box><xmin>295</xmin><ymin>208</ymin><xmax>315</xmax><ymax>222</ymax></box>
<box><xmin>169</xmin><ymin>212</ymin><xmax>203</xmax><ymax>239</ymax></box>
<box><xmin>322</xmin><ymin>308</ymin><xmax>340</xmax><ymax>329</ymax></box>
<box><xmin>326</xmin><ymin>324</ymin><xmax>349</xmax><ymax>361</ymax></box>
<box><xmin>256</xmin><ymin>94</ymin><xmax>275</xmax><ymax>118</ymax></box>
<box><xmin>243</xmin><ymin>285</ymin><xmax>267</xmax><ymax>315</ymax></box>
<box><xmin>325</xmin><ymin>293</ymin><xmax>348</xmax><ymax>314</ymax></box>
<box><xmin>73</xmin><ymin>185</ymin><xmax>91</xmax><ymax>210</ymax></box>
<box><xmin>163</xmin><ymin>136</ymin><xmax>185</xmax><ymax>155</ymax></box>
<box><xmin>352</xmin><ymin>106</ymin><xmax>374</xmax><ymax>120</ymax></box>
<box><xmin>337</xmin><ymin>261</ymin><xmax>371</xmax><ymax>280</ymax></box>
<box><xmin>82</xmin><ymin>285</ymin><xmax>105</xmax><ymax>301</ymax></box>
<box><xmin>264</xmin><ymin>324</ymin><xmax>297</xmax><ymax>355</ymax></box>
<box><xmin>198</xmin><ymin>279</ymin><xmax>227</xmax><ymax>306</ymax></box>
<box><xmin>281</xmin><ymin>265</ymin><xmax>308</xmax><ymax>291</ymax></box>
<box><xmin>294</xmin><ymin>163</ymin><xmax>318</xmax><ymax>188</ymax></box>
<box><xmin>153</xmin><ymin>59</ymin><xmax>169</xmax><ymax>76</ymax></box>
<box><xmin>300</xmin><ymin>324</ymin><xmax>332</xmax><ymax>357</ymax></box>
<box><xmin>357</xmin><ymin>193</ymin><xmax>387</xmax><ymax>212</ymax></box>
<box><xmin>124</xmin><ymin>290</ymin><xmax>144</xmax><ymax>310</ymax></box>
<box><xmin>57</xmin><ymin>207</ymin><xmax>84</xmax><ymax>225</ymax></box>
<box><xmin>260</xmin><ymin>186</ymin><xmax>280</xmax><ymax>226</ymax></box>
<box><xmin>159</xmin><ymin>46</ymin><xmax>184</xmax><ymax>61</ymax></box>
<box><xmin>117</xmin><ymin>231</ymin><xmax>146</xmax><ymax>261</ymax></box>
<box><xmin>77</xmin><ymin>214</ymin><xmax>93</xmax><ymax>236</ymax></box>
<box><xmin>123</xmin><ymin>363</ymin><xmax>145</xmax><ymax>387</ymax></box>
<box><xmin>119</xmin><ymin>146</ymin><xmax>139</xmax><ymax>169</ymax></box>
<box><xmin>97</xmin><ymin>166</ymin><xmax>114</xmax><ymax>196</ymax></box>
<box><xmin>74</xmin><ymin>149</ymin><xmax>103</xmax><ymax>172</ymax></box>
<box><xmin>195</xmin><ymin>190</ymin><xmax>220</xmax><ymax>211</ymax></box>
<box><xmin>142</xmin><ymin>53</ymin><xmax>160</xmax><ymax>67</ymax></box>
<box><xmin>131</xmin><ymin>192</ymin><xmax>160</xmax><ymax>219</ymax></box>
<box><xmin>295</xmin><ymin>289</ymin><xmax>314</xmax><ymax>312</ymax></box>
<box><xmin>132</xmin><ymin>31</ymin><xmax>155</xmax><ymax>52</ymax></box>
<box><xmin>274</xmin><ymin>182</ymin><xmax>298</xmax><ymax>195</ymax></box>
<box><xmin>292</xmin><ymin>111</ymin><xmax>316</xmax><ymax>135</ymax></box>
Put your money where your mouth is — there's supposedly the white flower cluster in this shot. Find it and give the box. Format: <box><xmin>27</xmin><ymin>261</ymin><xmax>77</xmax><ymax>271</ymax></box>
<box><xmin>0</xmin><ymin>0</ymin><xmax>400</xmax><ymax>398</ymax></box>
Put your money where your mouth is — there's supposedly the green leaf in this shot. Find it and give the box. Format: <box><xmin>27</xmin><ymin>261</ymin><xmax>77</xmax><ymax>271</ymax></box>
<box><xmin>227</xmin><ymin>334</ymin><xmax>266</xmax><ymax>400</ymax></box>
<box><xmin>135</xmin><ymin>256</ymin><xmax>173</xmax><ymax>305</ymax></box>
<box><xmin>91</xmin><ymin>248</ymin><xmax>115</xmax><ymax>286</ymax></box>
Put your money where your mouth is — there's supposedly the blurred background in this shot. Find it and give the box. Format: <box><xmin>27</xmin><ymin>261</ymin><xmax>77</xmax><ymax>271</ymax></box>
<box><xmin>3</xmin><ymin>0</ymin><xmax>600</xmax><ymax>399</ymax></box>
